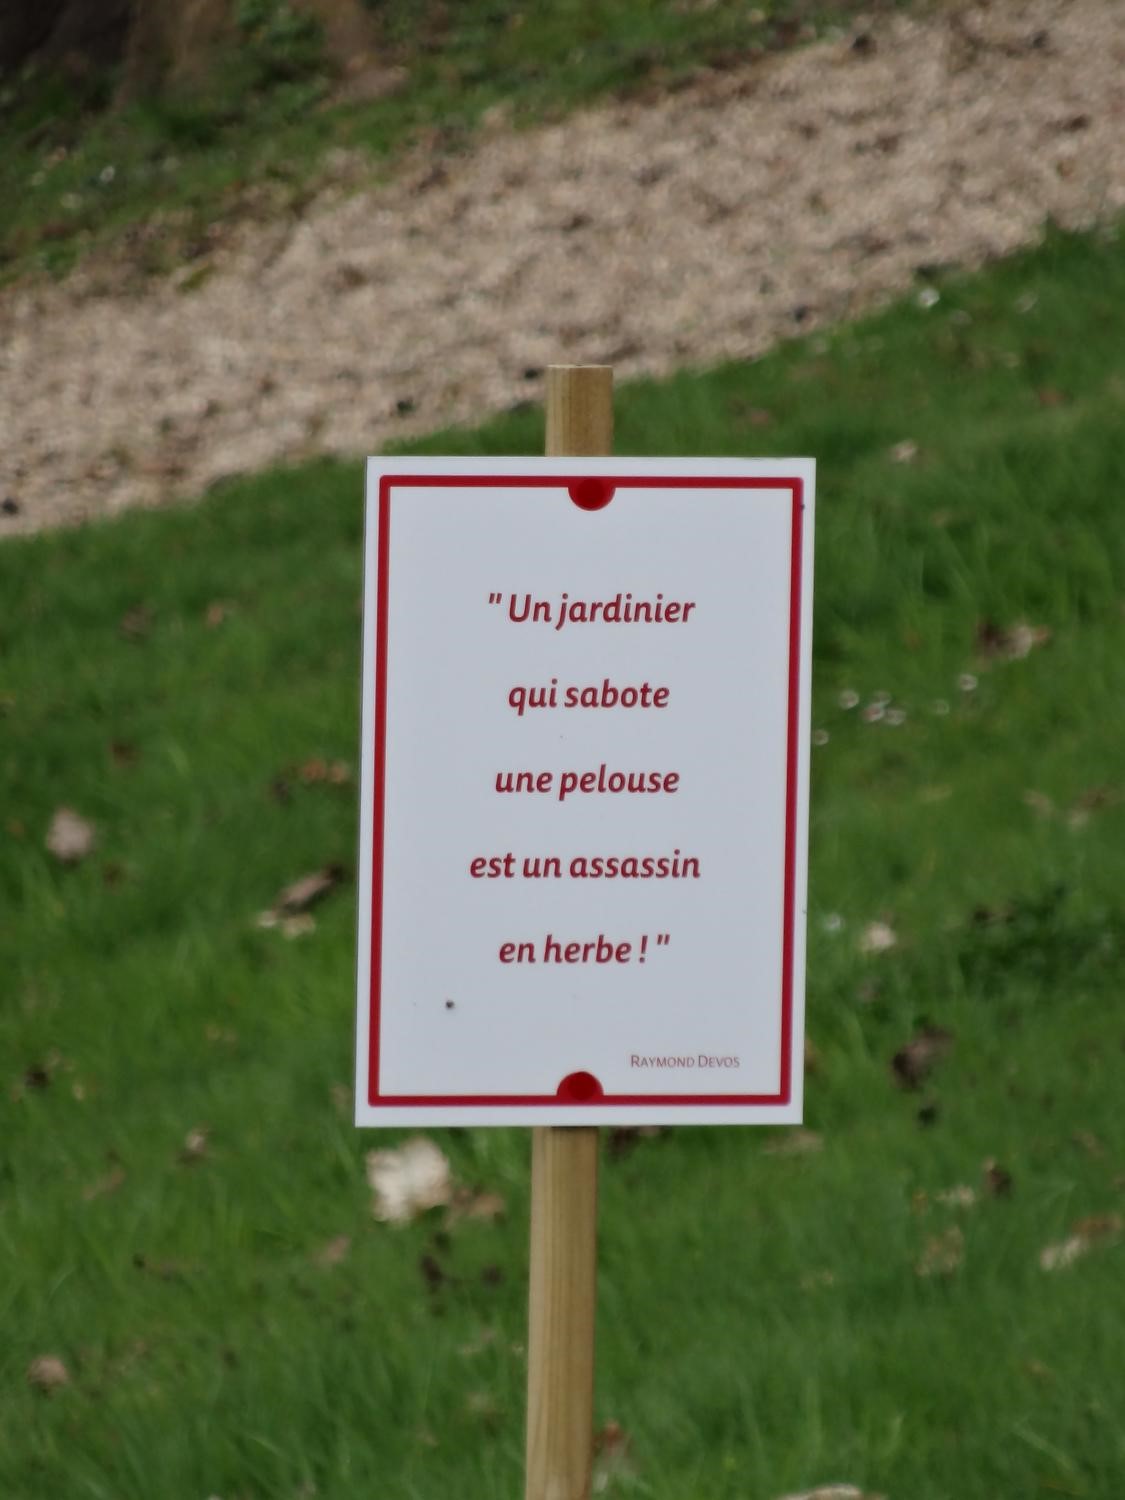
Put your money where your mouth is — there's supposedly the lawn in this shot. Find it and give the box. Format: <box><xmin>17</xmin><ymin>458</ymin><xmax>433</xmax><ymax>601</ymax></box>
<box><xmin>1</xmin><ymin>222</ymin><xmax>1123</xmax><ymax>1498</ymax></box>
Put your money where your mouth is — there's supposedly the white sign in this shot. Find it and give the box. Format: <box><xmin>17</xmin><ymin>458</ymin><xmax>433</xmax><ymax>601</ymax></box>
<box><xmin>355</xmin><ymin>457</ymin><xmax>814</xmax><ymax>1126</ymax></box>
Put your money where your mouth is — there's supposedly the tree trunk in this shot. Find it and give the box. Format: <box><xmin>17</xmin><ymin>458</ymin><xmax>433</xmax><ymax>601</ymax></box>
<box><xmin>0</xmin><ymin>0</ymin><xmax>377</xmax><ymax>91</ymax></box>
<box><xmin>119</xmin><ymin>0</ymin><xmax>235</xmax><ymax>99</ymax></box>
<box><xmin>0</xmin><ymin>0</ymin><xmax>132</xmax><ymax>73</ymax></box>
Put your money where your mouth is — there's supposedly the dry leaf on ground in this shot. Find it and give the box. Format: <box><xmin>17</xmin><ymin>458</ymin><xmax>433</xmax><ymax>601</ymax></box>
<box><xmin>119</xmin><ymin>604</ymin><xmax>154</xmax><ymax>641</ymax></box>
<box><xmin>605</xmin><ymin>1125</ymin><xmax>664</xmax><ymax>1159</ymax></box>
<box><xmin>274</xmin><ymin>865</ymin><xmax>344</xmax><ymax>914</ymax></box>
<box><xmin>1067</xmin><ymin>786</ymin><xmax>1118</xmax><ymax>829</ymax></box>
<box><xmin>1072</xmin><ymin>1130</ymin><xmax>1104</xmax><ymax>1156</ymax></box>
<box><xmin>891</xmin><ymin>1025</ymin><xmax>954</xmax><ymax>1090</ymax></box>
<box><xmin>983</xmin><ymin>1159</ymin><xmax>1014</xmax><ymax>1197</ymax></box>
<box><xmin>20</xmin><ymin>1050</ymin><xmax>65</xmax><ymax>1092</ymax></box>
<box><xmin>278</xmin><ymin>913</ymin><xmax>316</xmax><ymax>939</ymax></box>
<box><xmin>935</xmin><ymin>1185</ymin><xmax>977</xmax><ymax>1210</ymax></box>
<box><xmin>1023</xmin><ymin>789</ymin><xmax>1055</xmax><ymax>819</ymax></box>
<box><xmin>27</xmin><ymin>1355</ymin><xmax>70</xmax><ymax>1393</ymax></box>
<box><xmin>776</xmin><ymin>1487</ymin><xmax>884</xmax><ymax>1500</ymax></box>
<box><xmin>204</xmin><ymin>600</ymin><xmax>233</xmax><ymax>627</ymax></box>
<box><xmin>45</xmin><ymin>807</ymin><xmax>96</xmax><ymax>864</ymax></box>
<box><xmin>458</xmin><ymin>1327</ymin><xmax>498</xmax><ymax>1358</ymax></box>
<box><xmin>82</xmin><ymin>1164</ymin><xmax>126</xmax><ymax>1201</ymax></box>
<box><xmin>858</xmin><ymin>920</ymin><xmax>897</xmax><ymax>955</ymax></box>
<box><xmin>593</xmin><ymin>1421</ymin><xmax>637</xmax><ymax>1494</ymax></box>
<box><xmin>971</xmin><ymin>901</ymin><xmax>1014</xmax><ymax>927</ymax></box>
<box><xmin>367</xmin><ymin>1136</ymin><xmax>452</xmax><ymax>1224</ymax></box>
<box><xmin>975</xmin><ymin>619</ymin><xmax>1051</xmax><ymax>661</ymax></box>
<box><xmin>919</xmin><ymin>784</ymin><xmax>952</xmax><ymax>803</ymax></box>
<box><xmin>446</xmin><ymin>1188</ymin><xmax>506</xmax><ymax>1226</ymax></box>
<box><xmin>312</xmin><ymin>1234</ymin><xmax>351</xmax><ymax>1269</ymax></box>
<box><xmin>764</xmin><ymin>1129</ymin><xmax>823</xmax><ymax>1157</ymax></box>
<box><xmin>298</xmin><ymin>758</ymin><xmax>352</xmax><ymax>786</ymax></box>
<box><xmin>419</xmin><ymin>1251</ymin><xmax>447</xmax><ymax>1291</ymax></box>
<box><xmin>916</xmin><ymin>1224</ymin><xmax>965</xmax><ymax>1278</ymax></box>
<box><xmin>133</xmin><ymin>1253</ymin><xmax>195</xmax><ymax>1281</ymax></box>
<box><xmin>465</xmin><ymin>1390</ymin><xmax>503</xmax><ymax>1428</ymax></box>
<box><xmin>179</xmin><ymin>1127</ymin><xmax>209</xmax><ymax>1164</ymax></box>
<box><xmin>257</xmin><ymin>865</ymin><xmax>345</xmax><ymax>934</ymax></box>
<box><xmin>800</xmin><ymin>1269</ymin><xmax>837</xmax><ymax>1292</ymax></box>
<box><xmin>1040</xmin><ymin>1236</ymin><xmax>1086</xmax><ymax>1271</ymax></box>
<box><xmin>1040</xmin><ymin>1213</ymin><xmax>1122</xmax><ymax>1271</ymax></box>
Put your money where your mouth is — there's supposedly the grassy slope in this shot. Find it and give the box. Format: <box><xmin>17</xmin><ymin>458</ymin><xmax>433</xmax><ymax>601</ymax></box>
<box><xmin>0</xmin><ymin>0</ymin><xmax>907</xmax><ymax>282</ymax></box>
<box><xmin>1</xmin><ymin>224</ymin><xmax>1124</xmax><ymax>1498</ymax></box>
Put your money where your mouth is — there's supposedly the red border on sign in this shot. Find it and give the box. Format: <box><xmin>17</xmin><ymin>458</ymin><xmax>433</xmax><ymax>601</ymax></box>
<box><xmin>368</xmin><ymin>474</ymin><xmax>805</xmax><ymax>1109</ymax></box>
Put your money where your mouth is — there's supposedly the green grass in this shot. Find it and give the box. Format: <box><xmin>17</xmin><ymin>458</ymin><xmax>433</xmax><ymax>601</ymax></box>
<box><xmin>2</xmin><ymin>221</ymin><xmax>1124</xmax><ymax>1498</ymax></box>
<box><xmin>0</xmin><ymin>0</ymin><xmax>908</xmax><ymax>283</ymax></box>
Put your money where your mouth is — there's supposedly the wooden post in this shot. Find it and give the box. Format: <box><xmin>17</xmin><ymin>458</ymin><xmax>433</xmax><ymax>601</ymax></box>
<box><xmin>544</xmin><ymin>365</ymin><xmax>613</xmax><ymax>459</ymax></box>
<box><xmin>525</xmin><ymin>1126</ymin><xmax>600</xmax><ymax>1500</ymax></box>
<box><xmin>524</xmin><ymin>365</ymin><xmax>612</xmax><ymax>1500</ymax></box>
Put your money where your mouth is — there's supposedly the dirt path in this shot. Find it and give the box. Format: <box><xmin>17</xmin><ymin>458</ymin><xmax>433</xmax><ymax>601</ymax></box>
<box><xmin>2</xmin><ymin>0</ymin><xmax>1123</xmax><ymax>537</ymax></box>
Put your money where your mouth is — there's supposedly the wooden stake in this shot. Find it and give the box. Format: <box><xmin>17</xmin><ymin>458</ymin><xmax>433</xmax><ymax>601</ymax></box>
<box><xmin>525</xmin><ymin>365</ymin><xmax>612</xmax><ymax>1500</ymax></box>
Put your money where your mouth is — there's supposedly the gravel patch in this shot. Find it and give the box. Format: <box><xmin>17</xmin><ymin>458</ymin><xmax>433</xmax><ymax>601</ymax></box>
<box><xmin>1</xmin><ymin>0</ymin><xmax>1123</xmax><ymax>537</ymax></box>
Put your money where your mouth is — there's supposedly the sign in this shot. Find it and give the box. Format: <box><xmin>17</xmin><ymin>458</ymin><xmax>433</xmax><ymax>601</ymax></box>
<box><xmin>355</xmin><ymin>457</ymin><xmax>815</xmax><ymax>1125</ymax></box>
